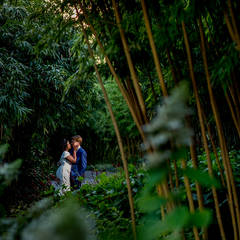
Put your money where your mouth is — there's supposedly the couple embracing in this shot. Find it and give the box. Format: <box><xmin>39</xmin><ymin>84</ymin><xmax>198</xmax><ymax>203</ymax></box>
<box><xmin>55</xmin><ymin>135</ymin><xmax>87</xmax><ymax>195</ymax></box>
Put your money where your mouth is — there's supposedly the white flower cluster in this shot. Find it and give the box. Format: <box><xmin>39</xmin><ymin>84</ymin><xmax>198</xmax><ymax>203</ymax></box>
<box><xmin>143</xmin><ymin>83</ymin><xmax>193</xmax><ymax>167</ymax></box>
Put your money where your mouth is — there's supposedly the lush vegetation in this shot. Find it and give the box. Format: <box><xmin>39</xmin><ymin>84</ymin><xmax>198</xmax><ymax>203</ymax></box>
<box><xmin>1</xmin><ymin>0</ymin><xmax>240</xmax><ymax>239</ymax></box>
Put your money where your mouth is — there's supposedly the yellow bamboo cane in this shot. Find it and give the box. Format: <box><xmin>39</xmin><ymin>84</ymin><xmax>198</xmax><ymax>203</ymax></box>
<box><xmin>76</xmin><ymin>10</ymin><xmax>137</xmax><ymax>239</ymax></box>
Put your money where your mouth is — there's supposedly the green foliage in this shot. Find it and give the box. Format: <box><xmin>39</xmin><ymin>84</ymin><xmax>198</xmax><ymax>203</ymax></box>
<box><xmin>87</xmin><ymin>78</ymin><xmax>138</xmax><ymax>140</ymax></box>
<box><xmin>0</xmin><ymin>159</ymin><xmax>22</xmax><ymax>186</ymax></box>
<box><xmin>182</xmin><ymin>168</ymin><xmax>220</xmax><ymax>188</ymax></box>
<box><xmin>139</xmin><ymin>207</ymin><xmax>212</xmax><ymax>240</ymax></box>
<box><xmin>0</xmin><ymin>144</ymin><xmax>22</xmax><ymax>216</ymax></box>
<box><xmin>76</xmin><ymin>168</ymin><xmax>145</xmax><ymax>240</ymax></box>
<box><xmin>138</xmin><ymin>84</ymin><xmax>213</xmax><ymax>239</ymax></box>
<box><xmin>0</xmin><ymin>197</ymin><xmax>96</xmax><ymax>240</ymax></box>
<box><xmin>1</xmin><ymin>0</ymin><xmax>240</xmax><ymax>238</ymax></box>
<box><xmin>0</xmin><ymin>0</ymin><xmax>100</xmax><ymax>207</ymax></box>
<box><xmin>21</xmin><ymin>199</ymin><xmax>96</xmax><ymax>240</ymax></box>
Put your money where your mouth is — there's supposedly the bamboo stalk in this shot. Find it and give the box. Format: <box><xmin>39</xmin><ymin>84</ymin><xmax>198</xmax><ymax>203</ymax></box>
<box><xmin>126</xmin><ymin>137</ymin><xmax>131</xmax><ymax>159</ymax></box>
<box><xmin>77</xmin><ymin>12</ymin><xmax>136</xmax><ymax>239</ymax></box>
<box><xmin>166</xmin><ymin>48</ymin><xmax>178</xmax><ymax>85</ymax></box>
<box><xmin>140</xmin><ymin>0</ymin><xmax>168</xmax><ymax>97</ymax></box>
<box><xmin>190</xmin><ymin>139</ymin><xmax>208</xmax><ymax>240</ymax></box>
<box><xmin>181</xmin><ymin>159</ymin><xmax>200</xmax><ymax>240</ymax></box>
<box><xmin>140</xmin><ymin>0</ymin><xmax>183</xmax><ymax>209</ymax></box>
<box><xmin>187</xmin><ymin>105</ymin><xmax>206</xmax><ymax>239</ymax></box>
<box><xmin>161</xmin><ymin>179</ymin><xmax>174</xmax><ymax>212</ymax></box>
<box><xmin>78</xmin><ymin>1</ymin><xmax>147</xmax><ymax>142</ymax></box>
<box><xmin>224</xmin><ymin>11</ymin><xmax>240</xmax><ymax>50</ymax></box>
<box><xmin>198</xmin><ymin>18</ymin><xmax>240</xmax><ymax>240</ymax></box>
<box><xmin>229</xmin><ymin>82</ymin><xmax>240</xmax><ymax>123</ymax></box>
<box><xmin>157</xmin><ymin>185</ymin><xmax>166</xmax><ymax>219</ymax></box>
<box><xmin>0</xmin><ymin>124</ymin><xmax>3</xmax><ymax>142</ymax></box>
<box><xmin>140</xmin><ymin>0</ymin><xmax>184</xmax><ymax>205</ymax></box>
<box><xmin>112</xmin><ymin>0</ymin><xmax>148</xmax><ymax>124</ymax></box>
<box><xmin>227</xmin><ymin>0</ymin><xmax>240</xmax><ymax>46</ymax></box>
<box><xmin>189</xmin><ymin>141</ymin><xmax>204</xmax><ymax>208</ymax></box>
<box><xmin>126</xmin><ymin>76</ymin><xmax>145</xmax><ymax>125</ymax></box>
<box><xmin>148</xmin><ymin>72</ymin><xmax>158</xmax><ymax>103</ymax></box>
<box><xmin>182</xmin><ymin>21</ymin><xmax>226</xmax><ymax>240</ymax></box>
<box><xmin>167</xmin><ymin>159</ymin><xmax>174</xmax><ymax>190</ymax></box>
<box><xmin>173</xmin><ymin>159</ymin><xmax>179</xmax><ymax>188</ymax></box>
<box><xmin>224</xmin><ymin>10</ymin><xmax>237</xmax><ymax>41</ymax></box>
<box><xmin>170</xmin><ymin>47</ymin><xmax>183</xmax><ymax>82</ymax></box>
<box><xmin>186</xmin><ymin>117</ymin><xmax>205</xmax><ymax>219</ymax></box>
<box><xmin>201</xmin><ymin>108</ymin><xmax>226</xmax><ymax>188</ymax></box>
<box><xmin>224</xmin><ymin>89</ymin><xmax>240</xmax><ymax>138</ymax></box>
<box><xmin>166</xmin><ymin>51</ymin><xmax>181</xmax><ymax>189</ymax></box>
<box><xmin>232</xmin><ymin>76</ymin><xmax>240</xmax><ymax>106</ymax></box>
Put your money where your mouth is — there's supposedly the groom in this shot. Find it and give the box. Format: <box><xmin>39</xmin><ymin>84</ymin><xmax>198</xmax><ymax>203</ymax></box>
<box><xmin>70</xmin><ymin>135</ymin><xmax>87</xmax><ymax>189</ymax></box>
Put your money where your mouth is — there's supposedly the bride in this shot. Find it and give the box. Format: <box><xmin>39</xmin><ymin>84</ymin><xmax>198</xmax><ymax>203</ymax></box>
<box><xmin>55</xmin><ymin>139</ymin><xmax>77</xmax><ymax>195</ymax></box>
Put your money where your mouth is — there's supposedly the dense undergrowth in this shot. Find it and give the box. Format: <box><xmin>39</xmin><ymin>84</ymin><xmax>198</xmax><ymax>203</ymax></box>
<box><xmin>1</xmin><ymin>146</ymin><xmax>240</xmax><ymax>240</ymax></box>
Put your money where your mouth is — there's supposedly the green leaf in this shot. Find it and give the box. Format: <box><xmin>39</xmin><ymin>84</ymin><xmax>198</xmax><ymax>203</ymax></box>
<box><xmin>140</xmin><ymin>207</ymin><xmax>190</xmax><ymax>240</ymax></box>
<box><xmin>183</xmin><ymin>168</ymin><xmax>221</xmax><ymax>188</ymax></box>
<box><xmin>188</xmin><ymin>209</ymin><xmax>212</xmax><ymax>228</ymax></box>
<box><xmin>138</xmin><ymin>194</ymin><xmax>167</xmax><ymax>212</ymax></box>
<box><xmin>0</xmin><ymin>144</ymin><xmax>8</xmax><ymax>159</ymax></box>
<box><xmin>147</xmin><ymin>168</ymin><xmax>169</xmax><ymax>188</ymax></box>
<box><xmin>171</xmin><ymin>147</ymin><xmax>188</xmax><ymax>161</ymax></box>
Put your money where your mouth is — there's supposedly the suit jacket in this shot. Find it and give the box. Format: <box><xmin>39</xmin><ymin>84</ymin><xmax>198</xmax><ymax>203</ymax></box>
<box><xmin>70</xmin><ymin>147</ymin><xmax>87</xmax><ymax>178</ymax></box>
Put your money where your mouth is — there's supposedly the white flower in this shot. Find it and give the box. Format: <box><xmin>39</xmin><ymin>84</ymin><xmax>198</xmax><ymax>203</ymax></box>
<box><xmin>144</xmin><ymin>83</ymin><xmax>192</xmax><ymax>168</ymax></box>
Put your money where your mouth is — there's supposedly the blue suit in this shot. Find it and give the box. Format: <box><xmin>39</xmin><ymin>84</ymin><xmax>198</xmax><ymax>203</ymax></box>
<box><xmin>70</xmin><ymin>147</ymin><xmax>87</xmax><ymax>188</ymax></box>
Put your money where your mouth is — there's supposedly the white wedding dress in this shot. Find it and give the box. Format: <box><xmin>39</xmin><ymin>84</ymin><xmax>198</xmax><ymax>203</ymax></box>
<box><xmin>55</xmin><ymin>151</ymin><xmax>72</xmax><ymax>195</ymax></box>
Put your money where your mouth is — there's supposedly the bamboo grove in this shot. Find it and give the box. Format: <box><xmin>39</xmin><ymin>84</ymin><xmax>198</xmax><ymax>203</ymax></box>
<box><xmin>67</xmin><ymin>0</ymin><xmax>240</xmax><ymax>239</ymax></box>
<box><xmin>1</xmin><ymin>0</ymin><xmax>240</xmax><ymax>239</ymax></box>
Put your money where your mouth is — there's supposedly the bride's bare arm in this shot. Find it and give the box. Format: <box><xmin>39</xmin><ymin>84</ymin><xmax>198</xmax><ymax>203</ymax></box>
<box><xmin>66</xmin><ymin>150</ymin><xmax>77</xmax><ymax>163</ymax></box>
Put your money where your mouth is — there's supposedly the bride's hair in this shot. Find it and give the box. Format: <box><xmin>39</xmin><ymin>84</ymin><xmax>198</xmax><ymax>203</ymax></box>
<box><xmin>62</xmin><ymin>138</ymin><xmax>69</xmax><ymax>151</ymax></box>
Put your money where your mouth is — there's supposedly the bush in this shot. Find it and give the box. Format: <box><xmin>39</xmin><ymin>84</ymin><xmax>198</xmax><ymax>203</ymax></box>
<box><xmin>76</xmin><ymin>166</ymin><xmax>145</xmax><ymax>240</ymax></box>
